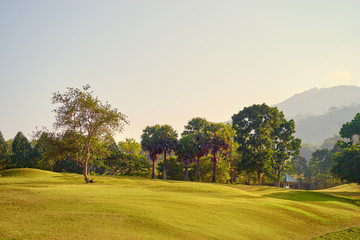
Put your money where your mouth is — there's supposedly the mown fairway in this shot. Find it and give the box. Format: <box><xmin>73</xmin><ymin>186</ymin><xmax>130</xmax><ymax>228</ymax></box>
<box><xmin>0</xmin><ymin>169</ymin><xmax>359</xmax><ymax>240</ymax></box>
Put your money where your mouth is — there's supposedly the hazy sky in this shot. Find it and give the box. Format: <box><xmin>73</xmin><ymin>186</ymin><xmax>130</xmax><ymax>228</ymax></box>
<box><xmin>1</xmin><ymin>0</ymin><xmax>360</xmax><ymax>141</ymax></box>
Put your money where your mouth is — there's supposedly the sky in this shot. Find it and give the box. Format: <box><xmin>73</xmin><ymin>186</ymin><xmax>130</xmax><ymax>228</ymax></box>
<box><xmin>1</xmin><ymin>0</ymin><xmax>360</xmax><ymax>142</ymax></box>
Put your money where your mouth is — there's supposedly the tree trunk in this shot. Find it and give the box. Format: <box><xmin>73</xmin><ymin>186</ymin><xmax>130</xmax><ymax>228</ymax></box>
<box><xmin>276</xmin><ymin>166</ymin><xmax>281</xmax><ymax>187</ymax></box>
<box><xmin>212</xmin><ymin>153</ymin><xmax>217</xmax><ymax>183</ymax></box>
<box><xmin>83</xmin><ymin>160</ymin><xmax>90</xmax><ymax>183</ymax></box>
<box><xmin>184</xmin><ymin>164</ymin><xmax>189</xmax><ymax>181</ymax></box>
<box><xmin>229</xmin><ymin>144</ymin><xmax>234</xmax><ymax>184</ymax></box>
<box><xmin>151</xmin><ymin>160</ymin><xmax>155</xmax><ymax>179</ymax></box>
<box><xmin>84</xmin><ymin>135</ymin><xmax>91</xmax><ymax>183</ymax></box>
<box><xmin>230</xmin><ymin>169</ymin><xmax>234</xmax><ymax>184</ymax></box>
<box><xmin>196</xmin><ymin>156</ymin><xmax>200</xmax><ymax>182</ymax></box>
<box><xmin>257</xmin><ymin>169</ymin><xmax>261</xmax><ymax>185</ymax></box>
<box><xmin>163</xmin><ymin>152</ymin><xmax>167</xmax><ymax>180</ymax></box>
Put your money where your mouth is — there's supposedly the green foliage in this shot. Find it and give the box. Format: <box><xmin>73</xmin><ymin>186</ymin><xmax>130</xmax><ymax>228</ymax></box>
<box><xmin>176</xmin><ymin>135</ymin><xmax>198</xmax><ymax>180</ymax></box>
<box><xmin>330</xmin><ymin>113</ymin><xmax>360</xmax><ymax>184</ymax></box>
<box><xmin>232</xmin><ymin>104</ymin><xmax>281</xmax><ymax>185</ymax></box>
<box><xmin>8</xmin><ymin>131</ymin><xmax>36</xmax><ymax>168</ymax></box>
<box><xmin>0</xmin><ymin>131</ymin><xmax>8</xmax><ymax>170</ymax></box>
<box><xmin>182</xmin><ymin>117</ymin><xmax>210</xmax><ymax>181</ymax></box>
<box><xmin>157</xmin><ymin>156</ymin><xmax>184</xmax><ymax>180</ymax></box>
<box><xmin>55</xmin><ymin>157</ymin><xmax>83</xmax><ymax>174</ymax></box>
<box><xmin>196</xmin><ymin>156</ymin><xmax>230</xmax><ymax>183</ymax></box>
<box><xmin>51</xmin><ymin>84</ymin><xmax>128</xmax><ymax>182</ymax></box>
<box><xmin>289</xmin><ymin>155</ymin><xmax>308</xmax><ymax>176</ymax></box>
<box><xmin>141</xmin><ymin>124</ymin><xmax>178</xmax><ymax>179</ymax></box>
<box><xmin>33</xmin><ymin>132</ymin><xmax>57</xmax><ymax>170</ymax></box>
<box><xmin>119</xmin><ymin>138</ymin><xmax>142</xmax><ymax>155</ymax></box>
<box><xmin>205</xmin><ymin>122</ymin><xmax>232</xmax><ymax>183</ymax></box>
<box><xmin>113</xmin><ymin>152</ymin><xmax>151</xmax><ymax>178</ymax></box>
<box><xmin>331</xmin><ymin>145</ymin><xmax>360</xmax><ymax>184</ymax></box>
<box><xmin>339</xmin><ymin>113</ymin><xmax>360</xmax><ymax>143</ymax></box>
<box><xmin>306</xmin><ymin>149</ymin><xmax>340</xmax><ymax>189</ymax></box>
<box><xmin>271</xmin><ymin>118</ymin><xmax>301</xmax><ymax>186</ymax></box>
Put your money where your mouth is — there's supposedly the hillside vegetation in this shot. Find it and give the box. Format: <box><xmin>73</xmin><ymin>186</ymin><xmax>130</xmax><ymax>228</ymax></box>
<box><xmin>0</xmin><ymin>169</ymin><xmax>359</xmax><ymax>240</ymax></box>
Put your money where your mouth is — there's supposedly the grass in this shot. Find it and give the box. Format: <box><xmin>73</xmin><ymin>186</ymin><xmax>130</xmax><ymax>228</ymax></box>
<box><xmin>312</xmin><ymin>226</ymin><xmax>360</xmax><ymax>240</ymax></box>
<box><xmin>0</xmin><ymin>168</ymin><xmax>359</xmax><ymax>240</ymax></box>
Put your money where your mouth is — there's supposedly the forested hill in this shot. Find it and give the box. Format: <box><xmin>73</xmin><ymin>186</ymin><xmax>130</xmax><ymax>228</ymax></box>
<box><xmin>274</xmin><ymin>85</ymin><xmax>360</xmax><ymax>145</ymax></box>
<box><xmin>275</xmin><ymin>85</ymin><xmax>360</xmax><ymax>121</ymax></box>
<box><xmin>294</xmin><ymin>104</ymin><xmax>360</xmax><ymax>145</ymax></box>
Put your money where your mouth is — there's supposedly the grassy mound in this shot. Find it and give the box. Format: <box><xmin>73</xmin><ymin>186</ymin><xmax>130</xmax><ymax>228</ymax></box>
<box><xmin>0</xmin><ymin>169</ymin><xmax>359</xmax><ymax>240</ymax></box>
<box><xmin>0</xmin><ymin>168</ymin><xmax>62</xmax><ymax>178</ymax></box>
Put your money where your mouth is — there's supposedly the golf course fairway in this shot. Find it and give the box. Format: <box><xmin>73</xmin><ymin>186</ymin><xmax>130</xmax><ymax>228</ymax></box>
<box><xmin>0</xmin><ymin>168</ymin><xmax>359</xmax><ymax>240</ymax></box>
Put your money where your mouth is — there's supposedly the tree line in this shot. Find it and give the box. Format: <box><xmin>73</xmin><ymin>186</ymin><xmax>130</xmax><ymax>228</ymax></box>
<box><xmin>0</xmin><ymin>85</ymin><xmax>358</xmax><ymax>186</ymax></box>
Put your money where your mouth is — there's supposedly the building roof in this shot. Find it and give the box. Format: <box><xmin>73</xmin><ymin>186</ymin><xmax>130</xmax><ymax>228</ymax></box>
<box><xmin>283</xmin><ymin>174</ymin><xmax>297</xmax><ymax>183</ymax></box>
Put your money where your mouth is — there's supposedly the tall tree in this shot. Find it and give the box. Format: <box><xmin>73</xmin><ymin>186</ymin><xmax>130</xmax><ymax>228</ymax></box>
<box><xmin>141</xmin><ymin>125</ymin><xmax>161</xmax><ymax>179</ymax></box>
<box><xmin>157</xmin><ymin>125</ymin><xmax>178</xmax><ymax>180</ymax></box>
<box><xmin>331</xmin><ymin>145</ymin><xmax>360</xmax><ymax>184</ymax></box>
<box><xmin>0</xmin><ymin>131</ymin><xmax>8</xmax><ymax>170</ymax></box>
<box><xmin>206</xmin><ymin>122</ymin><xmax>231</xmax><ymax>183</ymax></box>
<box><xmin>289</xmin><ymin>155</ymin><xmax>308</xmax><ymax>177</ymax></box>
<box><xmin>307</xmin><ymin>149</ymin><xmax>337</xmax><ymax>188</ymax></box>
<box><xmin>140</xmin><ymin>124</ymin><xmax>177</xmax><ymax>180</ymax></box>
<box><xmin>232</xmin><ymin>104</ymin><xmax>278</xmax><ymax>185</ymax></box>
<box><xmin>272</xmin><ymin>118</ymin><xmax>301</xmax><ymax>187</ymax></box>
<box><xmin>52</xmin><ymin>84</ymin><xmax>128</xmax><ymax>183</ymax></box>
<box><xmin>182</xmin><ymin>117</ymin><xmax>210</xmax><ymax>181</ymax></box>
<box><xmin>176</xmin><ymin>135</ymin><xmax>198</xmax><ymax>180</ymax></box>
<box><xmin>330</xmin><ymin>113</ymin><xmax>360</xmax><ymax>184</ymax></box>
<box><xmin>10</xmin><ymin>131</ymin><xmax>34</xmax><ymax>168</ymax></box>
<box><xmin>33</xmin><ymin>131</ymin><xmax>55</xmax><ymax>170</ymax></box>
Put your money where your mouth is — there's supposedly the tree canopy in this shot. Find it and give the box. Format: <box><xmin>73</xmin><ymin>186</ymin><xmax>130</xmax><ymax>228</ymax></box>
<box><xmin>140</xmin><ymin>124</ymin><xmax>177</xmax><ymax>179</ymax></box>
<box><xmin>176</xmin><ymin>135</ymin><xmax>198</xmax><ymax>181</ymax></box>
<box><xmin>51</xmin><ymin>84</ymin><xmax>128</xmax><ymax>183</ymax></box>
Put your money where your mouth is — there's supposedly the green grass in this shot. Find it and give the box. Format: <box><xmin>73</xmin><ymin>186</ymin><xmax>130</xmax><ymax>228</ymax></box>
<box><xmin>312</xmin><ymin>226</ymin><xmax>360</xmax><ymax>240</ymax></box>
<box><xmin>0</xmin><ymin>169</ymin><xmax>359</xmax><ymax>240</ymax></box>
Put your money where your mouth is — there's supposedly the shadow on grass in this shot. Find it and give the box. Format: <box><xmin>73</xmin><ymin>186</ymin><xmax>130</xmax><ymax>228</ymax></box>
<box><xmin>263</xmin><ymin>191</ymin><xmax>360</xmax><ymax>207</ymax></box>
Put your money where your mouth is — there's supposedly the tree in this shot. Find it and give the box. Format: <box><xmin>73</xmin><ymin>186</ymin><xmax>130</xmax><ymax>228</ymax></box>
<box><xmin>307</xmin><ymin>149</ymin><xmax>338</xmax><ymax>189</ymax></box>
<box><xmin>339</xmin><ymin>113</ymin><xmax>360</xmax><ymax>145</ymax></box>
<box><xmin>222</xmin><ymin>124</ymin><xmax>240</xmax><ymax>184</ymax></box>
<box><xmin>272</xmin><ymin>118</ymin><xmax>301</xmax><ymax>187</ymax></box>
<box><xmin>33</xmin><ymin>132</ymin><xmax>57</xmax><ymax>170</ymax></box>
<box><xmin>52</xmin><ymin>84</ymin><xmax>128</xmax><ymax>183</ymax></box>
<box><xmin>10</xmin><ymin>131</ymin><xmax>35</xmax><ymax>168</ymax></box>
<box><xmin>0</xmin><ymin>131</ymin><xmax>8</xmax><ymax>170</ymax></box>
<box><xmin>206</xmin><ymin>122</ymin><xmax>231</xmax><ymax>183</ymax></box>
<box><xmin>182</xmin><ymin>117</ymin><xmax>210</xmax><ymax>181</ymax></box>
<box><xmin>119</xmin><ymin>138</ymin><xmax>142</xmax><ymax>155</ymax></box>
<box><xmin>140</xmin><ymin>125</ymin><xmax>177</xmax><ymax>179</ymax></box>
<box><xmin>330</xmin><ymin>113</ymin><xmax>360</xmax><ymax>184</ymax></box>
<box><xmin>331</xmin><ymin>145</ymin><xmax>360</xmax><ymax>184</ymax></box>
<box><xmin>157</xmin><ymin>125</ymin><xmax>178</xmax><ymax>180</ymax></box>
<box><xmin>157</xmin><ymin>156</ymin><xmax>184</xmax><ymax>180</ymax></box>
<box><xmin>232</xmin><ymin>104</ymin><xmax>278</xmax><ymax>185</ymax></box>
<box><xmin>289</xmin><ymin>155</ymin><xmax>307</xmax><ymax>177</ymax></box>
<box><xmin>176</xmin><ymin>135</ymin><xmax>198</xmax><ymax>180</ymax></box>
<box><xmin>141</xmin><ymin>125</ymin><xmax>161</xmax><ymax>179</ymax></box>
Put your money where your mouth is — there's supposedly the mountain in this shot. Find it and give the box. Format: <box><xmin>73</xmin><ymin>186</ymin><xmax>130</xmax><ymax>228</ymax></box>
<box><xmin>294</xmin><ymin>104</ymin><xmax>360</xmax><ymax>145</ymax></box>
<box><xmin>275</xmin><ymin>85</ymin><xmax>360</xmax><ymax>121</ymax></box>
<box><xmin>274</xmin><ymin>85</ymin><xmax>360</xmax><ymax>145</ymax></box>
